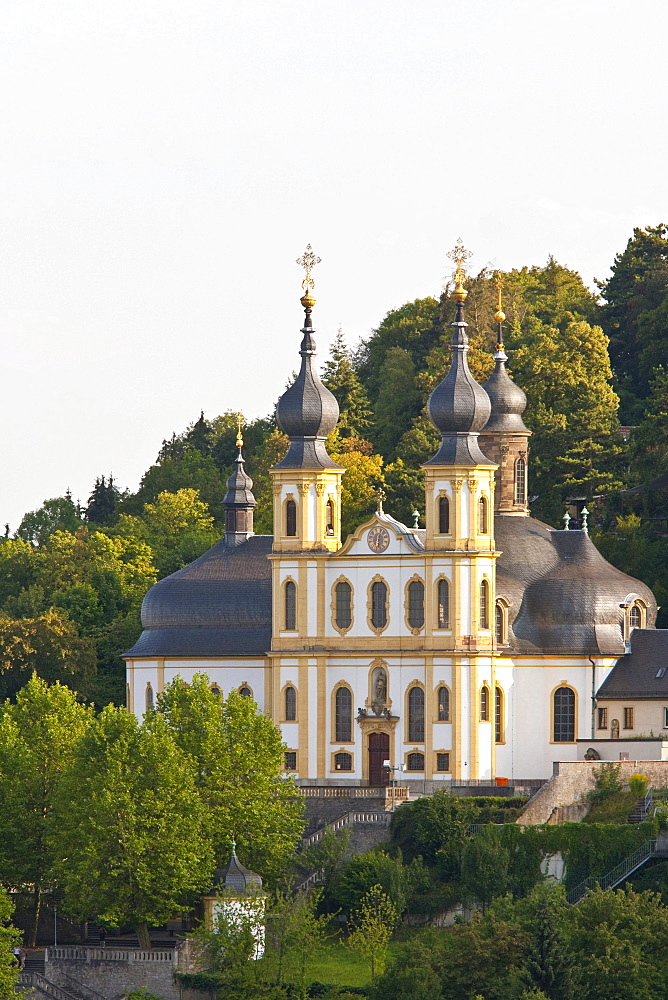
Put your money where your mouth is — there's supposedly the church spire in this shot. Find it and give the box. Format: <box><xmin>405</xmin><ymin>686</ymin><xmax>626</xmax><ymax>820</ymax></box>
<box><xmin>223</xmin><ymin>415</ymin><xmax>257</xmax><ymax>545</ymax></box>
<box><xmin>424</xmin><ymin>239</ymin><xmax>493</xmax><ymax>468</ymax></box>
<box><xmin>274</xmin><ymin>245</ymin><xmax>341</xmax><ymax>470</ymax></box>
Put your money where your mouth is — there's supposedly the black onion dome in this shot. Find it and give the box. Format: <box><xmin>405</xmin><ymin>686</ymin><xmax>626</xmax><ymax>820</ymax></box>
<box><xmin>212</xmin><ymin>846</ymin><xmax>263</xmax><ymax>894</ymax></box>
<box><xmin>424</xmin><ymin>298</ymin><xmax>493</xmax><ymax>466</ymax></box>
<box><xmin>274</xmin><ymin>302</ymin><xmax>342</xmax><ymax>470</ymax></box>
<box><xmin>124</xmin><ymin>535</ymin><xmax>272</xmax><ymax>657</ymax></box>
<box><xmin>224</xmin><ymin>451</ymin><xmax>256</xmax><ymax>508</ymax></box>
<box><xmin>482</xmin><ymin>347</ymin><xmax>529</xmax><ymax>434</ymax></box>
<box><xmin>509</xmin><ymin>528</ymin><xmax>656</xmax><ymax>655</ymax></box>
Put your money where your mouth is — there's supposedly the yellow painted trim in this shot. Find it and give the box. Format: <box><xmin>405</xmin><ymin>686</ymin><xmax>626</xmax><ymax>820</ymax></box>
<box><xmin>283</xmin><ymin>748</ymin><xmax>299</xmax><ymax>773</ymax></box>
<box><xmin>403</xmin><ymin>573</ymin><xmax>426</xmax><ymax>635</ymax></box>
<box><xmin>433</xmin><ymin>574</ymin><xmax>451</xmax><ymax>630</ymax></box>
<box><xmin>433</xmin><ymin>749</ymin><xmax>452</xmax><ymax>773</ymax></box>
<box><xmin>367</xmin><ymin>574</ymin><xmax>390</xmax><ymax>635</ymax></box>
<box><xmin>433</xmin><ymin>682</ymin><xmax>452</xmax><ymax>723</ymax></box>
<box><xmin>550</xmin><ymin>681</ymin><xmax>578</xmax><ymax>744</ymax></box>
<box><xmin>298</xmin><ymin>660</ymin><xmax>309</xmax><ymax>774</ymax></box>
<box><xmin>331</xmin><ymin>748</ymin><xmax>355</xmax><ymax>773</ymax></box>
<box><xmin>331</xmin><ymin>574</ymin><xmax>355</xmax><ymax>635</ymax></box>
<box><xmin>495</xmin><ymin>684</ymin><xmax>506</xmax><ymax>744</ymax></box>
<box><xmin>404</xmin><ymin>748</ymin><xmax>426</xmax><ymax>772</ymax></box>
<box><xmin>279</xmin><ymin>681</ymin><xmax>298</xmax><ymax>723</ymax></box>
<box><xmin>404</xmin><ymin>680</ymin><xmax>426</xmax><ymax>745</ymax></box>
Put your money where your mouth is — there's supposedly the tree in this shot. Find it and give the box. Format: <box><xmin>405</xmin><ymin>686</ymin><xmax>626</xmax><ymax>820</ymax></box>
<box><xmin>461</xmin><ymin>828</ymin><xmax>512</xmax><ymax>911</ymax></box>
<box><xmin>266</xmin><ymin>889</ymin><xmax>329</xmax><ymax>998</ymax></box>
<box><xmin>85</xmin><ymin>476</ymin><xmax>120</xmax><ymax>526</ymax></box>
<box><xmin>0</xmin><ymin>608</ymin><xmax>96</xmax><ymax>700</ymax></box>
<box><xmin>389</xmin><ymin>789</ymin><xmax>478</xmax><ymax>877</ymax></box>
<box><xmin>157</xmin><ymin>675</ymin><xmax>304</xmax><ymax>881</ymax></box>
<box><xmin>329</xmin><ymin>849</ymin><xmax>416</xmax><ymax>917</ymax></box>
<box><xmin>0</xmin><ymin>675</ymin><xmax>93</xmax><ymax>944</ymax></box>
<box><xmin>371</xmin><ymin>347</ymin><xmax>421</xmax><ymax>459</ymax></box>
<box><xmin>347</xmin><ymin>885</ymin><xmax>398</xmax><ymax>979</ymax></box>
<box><xmin>322</xmin><ymin>329</ymin><xmax>372</xmax><ymax>438</ymax></box>
<box><xmin>53</xmin><ymin>705</ymin><xmax>213</xmax><ymax>948</ymax></box>
<box><xmin>356</xmin><ymin>297</ymin><xmax>440</xmax><ymax>404</ymax></box>
<box><xmin>186</xmin><ymin>410</ymin><xmax>213</xmax><ymax>455</ymax></box>
<box><xmin>329</xmin><ymin>444</ymin><xmax>384</xmax><ymax>539</ymax></box>
<box><xmin>117</xmin><ymin>489</ymin><xmax>217</xmax><ymax>576</ymax></box>
<box><xmin>0</xmin><ymin>892</ymin><xmax>20</xmax><ymax>997</ymax></box>
<box><xmin>519</xmin><ymin>892</ymin><xmax>577</xmax><ymax>1000</ymax></box>
<box><xmin>17</xmin><ymin>494</ymin><xmax>82</xmax><ymax>546</ymax></box>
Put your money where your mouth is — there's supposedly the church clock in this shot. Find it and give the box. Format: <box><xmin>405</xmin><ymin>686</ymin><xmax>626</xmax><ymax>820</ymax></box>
<box><xmin>367</xmin><ymin>525</ymin><xmax>390</xmax><ymax>553</ymax></box>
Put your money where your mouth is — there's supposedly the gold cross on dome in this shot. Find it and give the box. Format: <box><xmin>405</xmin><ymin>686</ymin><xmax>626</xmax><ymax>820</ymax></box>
<box><xmin>236</xmin><ymin>413</ymin><xmax>244</xmax><ymax>450</ymax></box>
<box><xmin>447</xmin><ymin>238</ymin><xmax>473</xmax><ymax>284</ymax></box>
<box><xmin>296</xmin><ymin>244</ymin><xmax>322</xmax><ymax>290</ymax></box>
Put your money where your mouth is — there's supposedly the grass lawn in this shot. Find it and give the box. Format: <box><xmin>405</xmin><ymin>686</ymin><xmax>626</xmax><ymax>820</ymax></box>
<box><xmin>306</xmin><ymin>933</ymin><xmax>411</xmax><ymax>987</ymax></box>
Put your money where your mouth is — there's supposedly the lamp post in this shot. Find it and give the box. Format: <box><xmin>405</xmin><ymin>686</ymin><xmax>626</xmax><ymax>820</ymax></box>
<box><xmin>383</xmin><ymin>760</ymin><xmax>405</xmax><ymax>810</ymax></box>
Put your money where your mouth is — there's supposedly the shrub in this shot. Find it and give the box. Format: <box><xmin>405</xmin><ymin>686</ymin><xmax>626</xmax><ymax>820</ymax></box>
<box><xmin>629</xmin><ymin>773</ymin><xmax>649</xmax><ymax>799</ymax></box>
<box><xmin>590</xmin><ymin>762</ymin><xmax>623</xmax><ymax>802</ymax></box>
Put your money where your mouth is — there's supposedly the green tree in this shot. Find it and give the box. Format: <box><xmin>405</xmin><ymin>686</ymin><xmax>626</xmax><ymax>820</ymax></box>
<box><xmin>157</xmin><ymin>675</ymin><xmax>304</xmax><ymax>881</ymax></box>
<box><xmin>519</xmin><ymin>892</ymin><xmax>577</xmax><ymax>1000</ymax></box>
<box><xmin>117</xmin><ymin>489</ymin><xmax>217</xmax><ymax>576</ymax></box>
<box><xmin>347</xmin><ymin>885</ymin><xmax>398</xmax><ymax>979</ymax></box>
<box><xmin>322</xmin><ymin>329</ymin><xmax>372</xmax><ymax>438</ymax></box>
<box><xmin>86</xmin><ymin>476</ymin><xmax>121</xmax><ymax>526</ymax></box>
<box><xmin>0</xmin><ymin>675</ymin><xmax>93</xmax><ymax>944</ymax></box>
<box><xmin>371</xmin><ymin>347</ymin><xmax>421</xmax><ymax>459</ymax></box>
<box><xmin>266</xmin><ymin>889</ymin><xmax>329</xmax><ymax>999</ymax></box>
<box><xmin>329</xmin><ymin>849</ymin><xmax>416</xmax><ymax>917</ymax></box>
<box><xmin>0</xmin><ymin>608</ymin><xmax>96</xmax><ymax>700</ymax></box>
<box><xmin>461</xmin><ymin>828</ymin><xmax>512</xmax><ymax>911</ymax></box>
<box><xmin>0</xmin><ymin>892</ymin><xmax>20</xmax><ymax>997</ymax></box>
<box><xmin>356</xmin><ymin>297</ymin><xmax>440</xmax><ymax>404</ymax></box>
<box><xmin>53</xmin><ymin>705</ymin><xmax>213</xmax><ymax>948</ymax></box>
<box><xmin>389</xmin><ymin>789</ymin><xmax>478</xmax><ymax>877</ymax></box>
<box><xmin>17</xmin><ymin>494</ymin><xmax>82</xmax><ymax>545</ymax></box>
<box><xmin>329</xmin><ymin>443</ymin><xmax>384</xmax><ymax>539</ymax></box>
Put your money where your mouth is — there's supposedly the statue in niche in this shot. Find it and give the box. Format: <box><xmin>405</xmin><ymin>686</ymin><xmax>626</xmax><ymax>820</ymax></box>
<box><xmin>371</xmin><ymin>667</ymin><xmax>387</xmax><ymax>716</ymax></box>
<box><xmin>611</xmin><ymin>718</ymin><xmax>620</xmax><ymax>739</ymax></box>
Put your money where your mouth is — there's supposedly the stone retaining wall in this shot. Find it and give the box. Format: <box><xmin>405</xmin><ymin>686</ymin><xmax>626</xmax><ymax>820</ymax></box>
<box><xmin>46</xmin><ymin>946</ymin><xmax>180</xmax><ymax>1000</ymax></box>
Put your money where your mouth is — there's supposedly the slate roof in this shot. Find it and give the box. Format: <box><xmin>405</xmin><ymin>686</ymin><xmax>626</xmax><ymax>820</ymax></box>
<box><xmin>596</xmin><ymin>629</ymin><xmax>668</xmax><ymax>699</ymax></box>
<box><xmin>124</xmin><ymin>535</ymin><xmax>272</xmax><ymax>658</ymax></box>
<box><xmin>212</xmin><ymin>848</ymin><xmax>263</xmax><ymax>893</ymax></box>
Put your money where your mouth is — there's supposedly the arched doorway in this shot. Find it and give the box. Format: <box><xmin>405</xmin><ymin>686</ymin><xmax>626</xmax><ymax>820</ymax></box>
<box><xmin>368</xmin><ymin>731</ymin><xmax>390</xmax><ymax>786</ymax></box>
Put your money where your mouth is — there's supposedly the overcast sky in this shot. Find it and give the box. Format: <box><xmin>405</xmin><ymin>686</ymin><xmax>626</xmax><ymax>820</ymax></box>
<box><xmin>1</xmin><ymin>0</ymin><xmax>666</xmax><ymax>529</ymax></box>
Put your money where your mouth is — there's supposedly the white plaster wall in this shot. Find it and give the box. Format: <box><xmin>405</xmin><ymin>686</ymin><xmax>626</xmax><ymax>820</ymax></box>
<box><xmin>130</xmin><ymin>662</ymin><xmax>159</xmax><ymax>717</ymax></box>
<box><xmin>478</xmin><ymin>722</ymin><xmax>493</xmax><ymax>779</ymax></box>
<box><xmin>307</xmin><ymin>662</ymin><xmax>318</xmax><ymax>777</ymax></box>
<box><xmin>163</xmin><ymin>661</ymin><xmax>267</xmax><ymax>710</ymax></box>
<box><xmin>306</xmin><ymin>562</ymin><xmax>318</xmax><ymax>635</ymax></box>
<box><xmin>459</xmin><ymin>565</ymin><xmax>471</xmax><ymax>633</ymax></box>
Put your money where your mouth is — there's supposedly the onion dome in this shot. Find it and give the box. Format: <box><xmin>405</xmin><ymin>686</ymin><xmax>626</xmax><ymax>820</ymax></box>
<box><xmin>482</xmin><ymin>344</ymin><xmax>529</xmax><ymax>433</ymax></box>
<box><xmin>274</xmin><ymin>248</ymin><xmax>341</xmax><ymax>470</ymax></box>
<box><xmin>223</xmin><ymin>420</ymin><xmax>256</xmax><ymax>545</ymax></box>
<box><xmin>424</xmin><ymin>247</ymin><xmax>493</xmax><ymax>467</ymax></box>
<box><xmin>212</xmin><ymin>843</ymin><xmax>263</xmax><ymax>894</ymax></box>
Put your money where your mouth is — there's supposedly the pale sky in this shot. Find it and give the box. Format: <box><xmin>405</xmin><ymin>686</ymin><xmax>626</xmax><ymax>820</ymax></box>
<box><xmin>2</xmin><ymin>0</ymin><xmax>666</xmax><ymax>530</ymax></box>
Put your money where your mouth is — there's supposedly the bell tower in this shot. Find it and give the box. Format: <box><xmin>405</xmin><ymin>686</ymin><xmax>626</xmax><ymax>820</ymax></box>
<box><xmin>270</xmin><ymin>246</ymin><xmax>343</xmax><ymax>553</ymax></box>
<box><xmin>479</xmin><ymin>274</ymin><xmax>531</xmax><ymax>515</ymax></box>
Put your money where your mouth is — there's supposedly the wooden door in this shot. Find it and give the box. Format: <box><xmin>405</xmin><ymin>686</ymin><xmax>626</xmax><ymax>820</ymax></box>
<box><xmin>368</xmin><ymin>732</ymin><xmax>390</xmax><ymax>786</ymax></box>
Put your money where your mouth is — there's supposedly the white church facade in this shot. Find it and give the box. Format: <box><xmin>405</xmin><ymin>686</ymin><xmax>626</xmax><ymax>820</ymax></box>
<box><xmin>124</xmin><ymin>248</ymin><xmax>656</xmax><ymax>784</ymax></box>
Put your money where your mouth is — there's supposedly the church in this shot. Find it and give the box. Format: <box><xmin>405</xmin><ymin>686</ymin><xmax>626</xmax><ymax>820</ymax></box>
<box><xmin>124</xmin><ymin>244</ymin><xmax>657</xmax><ymax>784</ymax></box>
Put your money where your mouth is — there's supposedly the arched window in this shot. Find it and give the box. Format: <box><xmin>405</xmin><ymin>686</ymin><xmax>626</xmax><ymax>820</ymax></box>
<box><xmin>407</xmin><ymin>580</ymin><xmax>425</xmax><ymax>629</ymax></box>
<box><xmin>437</xmin><ymin>686</ymin><xmax>450</xmax><ymax>722</ymax></box>
<box><xmin>630</xmin><ymin>603</ymin><xmax>642</xmax><ymax>629</ymax></box>
<box><xmin>480</xmin><ymin>580</ymin><xmax>489</xmax><ymax>629</ymax></box>
<box><xmin>146</xmin><ymin>683</ymin><xmax>154</xmax><ymax>711</ymax></box>
<box><xmin>480</xmin><ymin>685</ymin><xmax>489</xmax><ymax>721</ymax></box>
<box><xmin>437</xmin><ymin>579</ymin><xmax>450</xmax><ymax>628</ymax></box>
<box><xmin>286</xmin><ymin>499</ymin><xmax>297</xmax><ymax>537</ymax></box>
<box><xmin>438</xmin><ymin>495</ymin><xmax>450</xmax><ymax>534</ymax></box>
<box><xmin>553</xmin><ymin>686</ymin><xmax>575</xmax><ymax>742</ymax></box>
<box><xmin>210</xmin><ymin>683</ymin><xmax>221</xmax><ymax>697</ymax></box>
<box><xmin>285</xmin><ymin>685</ymin><xmax>296</xmax><ymax>721</ymax></box>
<box><xmin>326</xmin><ymin>499</ymin><xmax>334</xmax><ymax>536</ymax></box>
<box><xmin>408</xmin><ymin>686</ymin><xmax>425</xmax><ymax>742</ymax></box>
<box><xmin>285</xmin><ymin>580</ymin><xmax>296</xmax><ymax>630</ymax></box>
<box><xmin>495</xmin><ymin>686</ymin><xmax>503</xmax><ymax>743</ymax></box>
<box><xmin>334</xmin><ymin>751</ymin><xmax>352</xmax><ymax>771</ymax></box>
<box><xmin>406</xmin><ymin>752</ymin><xmax>425</xmax><ymax>771</ymax></box>
<box><xmin>479</xmin><ymin>495</ymin><xmax>488</xmax><ymax>534</ymax></box>
<box><xmin>495</xmin><ymin>603</ymin><xmax>503</xmax><ymax>643</ymax></box>
<box><xmin>335</xmin><ymin>581</ymin><xmax>352</xmax><ymax>630</ymax></box>
<box><xmin>515</xmin><ymin>457</ymin><xmax>526</xmax><ymax>505</ymax></box>
<box><xmin>335</xmin><ymin>686</ymin><xmax>352</xmax><ymax>742</ymax></box>
<box><xmin>239</xmin><ymin>686</ymin><xmax>252</xmax><ymax>698</ymax></box>
<box><xmin>371</xmin><ymin>580</ymin><xmax>388</xmax><ymax>630</ymax></box>
<box><xmin>126</xmin><ymin>683</ymin><xmax>131</xmax><ymax>710</ymax></box>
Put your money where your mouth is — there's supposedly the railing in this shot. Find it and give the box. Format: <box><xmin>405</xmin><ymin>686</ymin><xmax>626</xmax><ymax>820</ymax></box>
<box><xmin>299</xmin><ymin>785</ymin><xmax>408</xmax><ymax>800</ymax></box>
<box><xmin>567</xmin><ymin>840</ymin><xmax>658</xmax><ymax>904</ymax></box>
<box><xmin>63</xmin><ymin>972</ymin><xmax>106</xmax><ymax>1000</ymax></box>
<box><xmin>302</xmin><ymin>810</ymin><xmax>390</xmax><ymax>849</ymax></box>
<box><xmin>640</xmin><ymin>786</ymin><xmax>654</xmax><ymax>820</ymax></box>
<box><xmin>47</xmin><ymin>946</ymin><xmax>175</xmax><ymax>964</ymax></box>
<box><xmin>18</xmin><ymin>971</ymin><xmax>81</xmax><ymax>1000</ymax></box>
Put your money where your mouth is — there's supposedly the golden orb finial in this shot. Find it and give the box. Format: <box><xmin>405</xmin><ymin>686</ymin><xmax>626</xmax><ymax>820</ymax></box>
<box><xmin>236</xmin><ymin>413</ymin><xmax>244</xmax><ymax>450</ymax></box>
<box><xmin>296</xmin><ymin>244</ymin><xmax>321</xmax><ymax>309</ymax></box>
<box><xmin>447</xmin><ymin>238</ymin><xmax>473</xmax><ymax>302</ymax></box>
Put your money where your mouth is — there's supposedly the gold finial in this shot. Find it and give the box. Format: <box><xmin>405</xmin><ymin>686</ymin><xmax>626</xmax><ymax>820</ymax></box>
<box><xmin>236</xmin><ymin>413</ymin><xmax>243</xmax><ymax>450</ymax></box>
<box><xmin>375</xmin><ymin>487</ymin><xmax>386</xmax><ymax>513</ymax></box>
<box><xmin>447</xmin><ymin>238</ymin><xmax>473</xmax><ymax>302</ymax></box>
<box><xmin>493</xmin><ymin>271</ymin><xmax>506</xmax><ymax>339</ymax></box>
<box><xmin>296</xmin><ymin>244</ymin><xmax>321</xmax><ymax>308</ymax></box>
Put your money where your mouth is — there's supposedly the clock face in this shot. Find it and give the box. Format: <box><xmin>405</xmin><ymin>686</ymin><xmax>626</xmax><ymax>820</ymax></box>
<box><xmin>367</xmin><ymin>525</ymin><xmax>390</xmax><ymax>553</ymax></box>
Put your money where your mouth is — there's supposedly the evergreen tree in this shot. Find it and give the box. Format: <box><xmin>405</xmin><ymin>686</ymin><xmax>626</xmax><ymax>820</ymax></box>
<box><xmin>519</xmin><ymin>894</ymin><xmax>577</xmax><ymax>1000</ymax></box>
<box><xmin>85</xmin><ymin>475</ymin><xmax>119</xmax><ymax>526</ymax></box>
<box><xmin>322</xmin><ymin>328</ymin><xmax>372</xmax><ymax>437</ymax></box>
<box><xmin>186</xmin><ymin>410</ymin><xmax>214</xmax><ymax>455</ymax></box>
<box><xmin>372</xmin><ymin>347</ymin><xmax>421</xmax><ymax>459</ymax></box>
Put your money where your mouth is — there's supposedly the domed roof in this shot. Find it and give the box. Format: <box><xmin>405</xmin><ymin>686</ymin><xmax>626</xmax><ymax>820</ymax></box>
<box><xmin>482</xmin><ymin>346</ymin><xmax>529</xmax><ymax>434</ymax></box>
<box><xmin>212</xmin><ymin>845</ymin><xmax>263</xmax><ymax>894</ymax></box>
<box><xmin>424</xmin><ymin>297</ymin><xmax>494</xmax><ymax>467</ymax></box>
<box><xmin>224</xmin><ymin>450</ymin><xmax>256</xmax><ymax>508</ymax></box>
<box><xmin>274</xmin><ymin>299</ymin><xmax>341</xmax><ymax>471</ymax></box>
<box><xmin>495</xmin><ymin>517</ymin><xmax>657</xmax><ymax>655</ymax></box>
<box><xmin>124</xmin><ymin>535</ymin><xmax>272</xmax><ymax>657</ymax></box>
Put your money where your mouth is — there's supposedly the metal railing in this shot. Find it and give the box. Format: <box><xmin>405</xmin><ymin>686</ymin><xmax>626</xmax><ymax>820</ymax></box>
<box><xmin>567</xmin><ymin>840</ymin><xmax>658</xmax><ymax>904</ymax></box>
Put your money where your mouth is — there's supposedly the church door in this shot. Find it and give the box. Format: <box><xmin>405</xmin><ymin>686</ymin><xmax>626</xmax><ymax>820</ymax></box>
<box><xmin>368</xmin><ymin>732</ymin><xmax>390</xmax><ymax>786</ymax></box>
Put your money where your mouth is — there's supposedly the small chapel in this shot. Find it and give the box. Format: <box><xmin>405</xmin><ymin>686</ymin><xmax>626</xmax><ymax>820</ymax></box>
<box><xmin>124</xmin><ymin>245</ymin><xmax>658</xmax><ymax>784</ymax></box>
